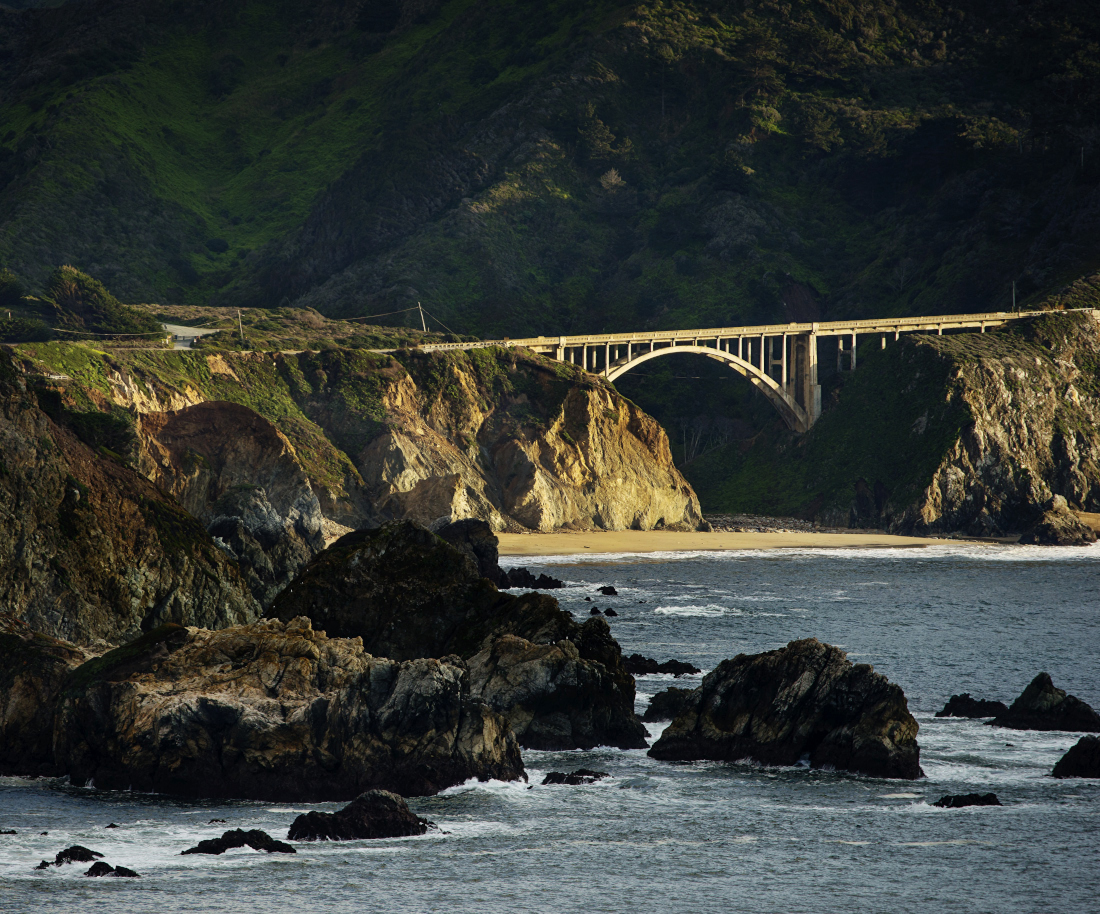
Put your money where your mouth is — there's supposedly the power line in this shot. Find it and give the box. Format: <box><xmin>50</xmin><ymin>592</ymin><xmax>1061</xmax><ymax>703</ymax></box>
<box><xmin>52</xmin><ymin>327</ymin><xmax>167</xmax><ymax>337</ymax></box>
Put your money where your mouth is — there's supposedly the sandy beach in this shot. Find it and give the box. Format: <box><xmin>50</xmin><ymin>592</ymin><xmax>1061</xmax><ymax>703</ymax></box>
<box><xmin>497</xmin><ymin>529</ymin><xmax>967</xmax><ymax>556</ymax></box>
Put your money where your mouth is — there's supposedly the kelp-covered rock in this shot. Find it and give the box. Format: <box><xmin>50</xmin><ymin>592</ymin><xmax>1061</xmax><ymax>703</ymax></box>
<box><xmin>270</xmin><ymin>520</ymin><xmax>646</xmax><ymax>750</ymax></box>
<box><xmin>988</xmin><ymin>673</ymin><xmax>1100</xmax><ymax>732</ymax></box>
<box><xmin>0</xmin><ymin>351</ymin><xmax>258</xmax><ymax>645</ymax></box>
<box><xmin>288</xmin><ymin>790</ymin><xmax>430</xmax><ymax>841</ymax></box>
<box><xmin>468</xmin><ymin>629</ymin><xmax>648</xmax><ymax>750</ymax></box>
<box><xmin>0</xmin><ymin>614</ymin><xmax>87</xmax><ymax>776</ymax></box>
<box><xmin>53</xmin><ymin>617</ymin><xmax>524</xmax><ymax>801</ymax></box>
<box><xmin>648</xmin><ymin>639</ymin><xmax>921</xmax><ymax>779</ymax></box>
<box><xmin>1052</xmin><ymin>736</ymin><xmax>1100</xmax><ymax>778</ymax></box>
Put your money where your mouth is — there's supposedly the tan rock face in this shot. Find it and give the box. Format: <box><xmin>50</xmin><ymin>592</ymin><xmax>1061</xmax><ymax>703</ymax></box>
<box><xmin>53</xmin><ymin>617</ymin><xmax>525</xmax><ymax>800</ymax></box>
<box><xmin>899</xmin><ymin>312</ymin><xmax>1100</xmax><ymax>536</ymax></box>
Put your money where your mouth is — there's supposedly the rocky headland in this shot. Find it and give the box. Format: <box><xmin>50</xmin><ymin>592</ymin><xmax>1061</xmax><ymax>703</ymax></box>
<box><xmin>648</xmin><ymin>639</ymin><xmax>922</xmax><ymax>779</ymax></box>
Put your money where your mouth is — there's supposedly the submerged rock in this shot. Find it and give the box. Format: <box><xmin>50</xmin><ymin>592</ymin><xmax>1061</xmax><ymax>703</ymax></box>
<box><xmin>623</xmin><ymin>654</ymin><xmax>701</xmax><ymax>677</ymax></box>
<box><xmin>648</xmin><ymin>639</ymin><xmax>922</xmax><ymax>779</ymax></box>
<box><xmin>542</xmin><ymin>769</ymin><xmax>609</xmax><ymax>786</ymax></box>
<box><xmin>288</xmin><ymin>790</ymin><xmax>430</xmax><ymax>841</ymax></box>
<box><xmin>933</xmin><ymin>793</ymin><xmax>1001</xmax><ymax>808</ymax></box>
<box><xmin>1052</xmin><ymin>736</ymin><xmax>1100</xmax><ymax>778</ymax></box>
<box><xmin>988</xmin><ymin>673</ymin><xmax>1100</xmax><ymax>732</ymax></box>
<box><xmin>642</xmin><ymin>686</ymin><xmax>698</xmax><ymax>722</ymax></box>
<box><xmin>935</xmin><ymin>693</ymin><xmax>1010</xmax><ymax>718</ymax></box>
<box><xmin>0</xmin><ymin>616</ymin><xmax>87</xmax><ymax>777</ymax></box>
<box><xmin>182</xmin><ymin>829</ymin><xmax>294</xmax><ymax>855</ymax></box>
<box><xmin>35</xmin><ymin>846</ymin><xmax>102</xmax><ymax>869</ymax></box>
<box><xmin>53</xmin><ymin>618</ymin><xmax>524</xmax><ymax>801</ymax></box>
<box><xmin>270</xmin><ymin>521</ymin><xmax>645</xmax><ymax>751</ymax></box>
<box><xmin>85</xmin><ymin>861</ymin><xmax>140</xmax><ymax>877</ymax></box>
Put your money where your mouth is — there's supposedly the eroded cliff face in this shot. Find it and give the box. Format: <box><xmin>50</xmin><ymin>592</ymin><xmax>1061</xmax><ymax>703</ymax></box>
<box><xmin>896</xmin><ymin>312</ymin><xmax>1100</xmax><ymax>536</ymax></box>
<box><xmin>0</xmin><ymin>352</ymin><xmax>259</xmax><ymax>646</ymax></box>
<box><xmin>21</xmin><ymin>344</ymin><xmax>701</xmax><ymax>535</ymax></box>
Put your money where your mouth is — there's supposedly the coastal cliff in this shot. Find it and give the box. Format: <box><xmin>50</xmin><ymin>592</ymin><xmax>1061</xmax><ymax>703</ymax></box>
<box><xmin>689</xmin><ymin>311</ymin><xmax>1100</xmax><ymax>539</ymax></box>
<box><xmin>14</xmin><ymin>342</ymin><xmax>702</xmax><ymax>537</ymax></box>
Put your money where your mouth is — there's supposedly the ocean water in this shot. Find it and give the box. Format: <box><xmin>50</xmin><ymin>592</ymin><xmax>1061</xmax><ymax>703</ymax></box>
<box><xmin>2</xmin><ymin>542</ymin><xmax>1098</xmax><ymax>913</ymax></box>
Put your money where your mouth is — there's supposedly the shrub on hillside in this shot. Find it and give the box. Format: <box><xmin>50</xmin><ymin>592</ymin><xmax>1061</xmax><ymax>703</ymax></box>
<box><xmin>45</xmin><ymin>266</ymin><xmax>163</xmax><ymax>337</ymax></box>
<box><xmin>0</xmin><ymin>267</ymin><xmax>23</xmax><ymax>309</ymax></box>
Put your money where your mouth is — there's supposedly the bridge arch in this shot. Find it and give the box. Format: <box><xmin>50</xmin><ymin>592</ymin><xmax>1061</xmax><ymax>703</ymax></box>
<box><xmin>606</xmin><ymin>344</ymin><xmax>809</xmax><ymax>433</ymax></box>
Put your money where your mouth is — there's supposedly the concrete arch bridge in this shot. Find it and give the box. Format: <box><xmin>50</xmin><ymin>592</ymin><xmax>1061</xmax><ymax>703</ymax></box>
<box><xmin>417</xmin><ymin>311</ymin><xmax>1051</xmax><ymax>433</ymax></box>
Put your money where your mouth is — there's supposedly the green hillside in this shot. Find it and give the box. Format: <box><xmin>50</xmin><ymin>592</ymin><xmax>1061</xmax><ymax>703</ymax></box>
<box><xmin>1</xmin><ymin>0</ymin><xmax>1099</xmax><ymax>339</ymax></box>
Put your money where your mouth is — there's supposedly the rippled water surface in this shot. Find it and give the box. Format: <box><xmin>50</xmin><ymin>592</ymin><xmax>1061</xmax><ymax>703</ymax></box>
<box><xmin>2</xmin><ymin>542</ymin><xmax>1098</xmax><ymax>913</ymax></box>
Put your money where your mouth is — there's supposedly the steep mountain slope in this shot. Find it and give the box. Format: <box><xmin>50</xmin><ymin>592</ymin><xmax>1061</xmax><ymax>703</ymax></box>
<box><xmin>1</xmin><ymin>0</ymin><xmax>1099</xmax><ymax>336</ymax></box>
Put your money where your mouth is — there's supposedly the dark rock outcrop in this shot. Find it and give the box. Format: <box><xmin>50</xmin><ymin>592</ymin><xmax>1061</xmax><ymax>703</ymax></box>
<box><xmin>287</xmin><ymin>790</ymin><xmax>430</xmax><ymax>841</ymax></box>
<box><xmin>53</xmin><ymin>617</ymin><xmax>524</xmax><ymax>801</ymax></box>
<box><xmin>269</xmin><ymin>521</ymin><xmax>575</xmax><ymax>659</ymax></box>
<box><xmin>85</xmin><ymin>861</ymin><xmax>139</xmax><ymax>877</ymax></box>
<box><xmin>642</xmin><ymin>686</ymin><xmax>698</xmax><ymax>722</ymax></box>
<box><xmin>933</xmin><ymin>793</ymin><xmax>1001</xmax><ymax>808</ymax></box>
<box><xmin>935</xmin><ymin>693</ymin><xmax>1010</xmax><ymax>719</ymax></box>
<box><xmin>35</xmin><ymin>846</ymin><xmax>102</xmax><ymax>869</ymax></box>
<box><xmin>598</xmin><ymin>586</ymin><xmax>618</xmax><ymax>596</ymax></box>
<box><xmin>270</xmin><ymin>521</ymin><xmax>646</xmax><ymax>750</ymax></box>
<box><xmin>1019</xmin><ymin>497</ymin><xmax>1098</xmax><ymax>546</ymax></box>
<box><xmin>1052</xmin><ymin>736</ymin><xmax>1100</xmax><ymax>778</ymax></box>
<box><xmin>501</xmin><ymin>567</ymin><xmax>565</xmax><ymax>590</ymax></box>
<box><xmin>0</xmin><ymin>352</ymin><xmax>259</xmax><ymax>645</ymax></box>
<box><xmin>648</xmin><ymin>639</ymin><xmax>922</xmax><ymax>779</ymax></box>
<box><xmin>468</xmin><ymin>626</ymin><xmax>649</xmax><ymax>750</ymax></box>
<box><xmin>181</xmin><ymin>829</ymin><xmax>295</xmax><ymax>855</ymax></box>
<box><xmin>0</xmin><ymin>615</ymin><xmax>87</xmax><ymax>777</ymax></box>
<box><xmin>623</xmin><ymin>654</ymin><xmax>701</xmax><ymax>677</ymax></box>
<box><xmin>988</xmin><ymin>673</ymin><xmax>1100</xmax><ymax>732</ymax></box>
<box><xmin>542</xmin><ymin>769</ymin><xmax>609</xmax><ymax>786</ymax></box>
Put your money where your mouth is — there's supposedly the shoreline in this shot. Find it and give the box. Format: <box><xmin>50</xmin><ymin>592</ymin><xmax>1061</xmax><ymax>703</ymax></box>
<box><xmin>497</xmin><ymin>529</ymin><xmax>979</xmax><ymax>556</ymax></box>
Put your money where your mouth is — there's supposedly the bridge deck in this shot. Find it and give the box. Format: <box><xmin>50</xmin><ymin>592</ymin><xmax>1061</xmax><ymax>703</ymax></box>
<box><xmin>413</xmin><ymin>309</ymin><xmax>1085</xmax><ymax>354</ymax></box>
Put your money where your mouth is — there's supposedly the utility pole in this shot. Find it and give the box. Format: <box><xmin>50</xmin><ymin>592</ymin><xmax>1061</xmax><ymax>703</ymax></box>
<box><xmin>417</xmin><ymin>302</ymin><xmax>427</xmax><ymax>333</ymax></box>
<box><xmin>1012</xmin><ymin>281</ymin><xmax>1016</xmax><ymax>312</ymax></box>
<box><xmin>237</xmin><ymin>309</ymin><xmax>244</xmax><ymax>344</ymax></box>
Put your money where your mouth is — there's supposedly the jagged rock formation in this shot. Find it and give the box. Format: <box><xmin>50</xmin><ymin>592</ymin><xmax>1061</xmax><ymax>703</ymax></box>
<box><xmin>935</xmin><ymin>694</ymin><xmax>1010</xmax><ymax>719</ymax></box>
<box><xmin>0</xmin><ymin>352</ymin><xmax>258</xmax><ymax>645</ymax></box>
<box><xmin>182</xmin><ymin>829</ymin><xmax>295</xmax><ymax>855</ymax></box>
<box><xmin>52</xmin><ymin>617</ymin><xmax>524</xmax><ymax>800</ymax></box>
<box><xmin>648</xmin><ymin>639</ymin><xmax>921</xmax><ymax>779</ymax></box>
<box><xmin>138</xmin><ymin>401</ymin><xmax>327</xmax><ymax>606</ymax></box>
<box><xmin>988</xmin><ymin>673</ymin><xmax>1100</xmax><ymax>732</ymax></box>
<box><xmin>0</xmin><ymin>614</ymin><xmax>87</xmax><ymax>776</ymax></box>
<box><xmin>288</xmin><ymin>790</ymin><xmax>431</xmax><ymax>841</ymax></box>
<box><xmin>624</xmin><ymin>654</ymin><xmax>701</xmax><ymax>676</ymax></box>
<box><xmin>642</xmin><ymin>686</ymin><xmax>698</xmax><ymax>722</ymax></box>
<box><xmin>1019</xmin><ymin>496</ymin><xmax>1097</xmax><ymax>545</ymax></box>
<box><xmin>1052</xmin><ymin>736</ymin><xmax>1100</xmax><ymax>778</ymax></box>
<box><xmin>269</xmin><ymin>520</ymin><xmax>647</xmax><ymax>750</ymax></box>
